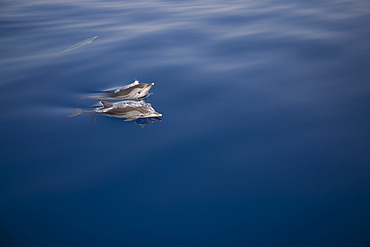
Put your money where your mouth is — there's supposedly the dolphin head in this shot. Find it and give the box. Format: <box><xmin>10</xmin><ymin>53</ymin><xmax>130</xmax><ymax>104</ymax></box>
<box><xmin>136</xmin><ymin>83</ymin><xmax>154</xmax><ymax>99</ymax></box>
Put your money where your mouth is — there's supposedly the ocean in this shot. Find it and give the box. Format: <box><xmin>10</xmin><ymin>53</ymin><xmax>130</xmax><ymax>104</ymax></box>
<box><xmin>1</xmin><ymin>0</ymin><xmax>370</xmax><ymax>246</ymax></box>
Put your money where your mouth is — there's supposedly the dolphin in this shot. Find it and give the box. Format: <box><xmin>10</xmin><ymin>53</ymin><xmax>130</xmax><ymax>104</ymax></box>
<box><xmin>68</xmin><ymin>100</ymin><xmax>162</xmax><ymax>121</ymax></box>
<box><xmin>59</xmin><ymin>36</ymin><xmax>98</xmax><ymax>54</ymax></box>
<box><xmin>77</xmin><ymin>80</ymin><xmax>155</xmax><ymax>102</ymax></box>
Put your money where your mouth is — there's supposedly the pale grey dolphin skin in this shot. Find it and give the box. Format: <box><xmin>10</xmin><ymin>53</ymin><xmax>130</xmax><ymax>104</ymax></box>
<box><xmin>60</xmin><ymin>36</ymin><xmax>98</xmax><ymax>53</ymax></box>
<box><xmin>77</xmin><ymin>80</ymin><xmax>155</xmax><ymax>102</ymax></box>
<box><xmin>68</xmin><ymin>100</ymin><xmax>162</xmax><ymax>121</ymax></box>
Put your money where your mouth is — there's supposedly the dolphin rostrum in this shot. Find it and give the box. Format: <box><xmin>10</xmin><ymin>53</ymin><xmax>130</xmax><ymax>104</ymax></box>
<box><xmin>68</xmin><ymin>100</ymin><xmax>162</xmax><ymax>121</ymax></box>
<box><xmin>77</xmin><ymin>80</ymin><xmax>155</xmax><ymax>102</ymax></box>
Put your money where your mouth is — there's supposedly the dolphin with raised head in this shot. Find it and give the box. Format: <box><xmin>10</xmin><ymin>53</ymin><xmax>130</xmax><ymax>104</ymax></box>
<box><xmin>68</xmin><ymin>100</ymin><xmax>162</xmax><ymax>122</ymax></box>
<box><xmin>77</xmin><ymin>80</ymin><xmax>155</xmax><ymax>102</ymax></box>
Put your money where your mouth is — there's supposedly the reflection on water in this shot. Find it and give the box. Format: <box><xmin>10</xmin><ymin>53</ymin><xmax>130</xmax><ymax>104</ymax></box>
<box><xmin>134</xmin><ymin>117</ymin><xmax>162</xmax><ymax>128</ymax></box>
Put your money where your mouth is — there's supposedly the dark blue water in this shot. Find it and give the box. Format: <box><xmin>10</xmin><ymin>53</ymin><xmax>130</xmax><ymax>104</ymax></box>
<box><xmin>1</xmin><ymin>0</ymin><xmax>370</xmax><ymax>246</ymax></box>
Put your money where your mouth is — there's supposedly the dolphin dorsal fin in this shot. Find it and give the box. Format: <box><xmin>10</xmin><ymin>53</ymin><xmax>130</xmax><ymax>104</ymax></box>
<box><xmin>101</xmin><ymin>101</ymin><xmax>113</xmax><ymax>108</ymax></box>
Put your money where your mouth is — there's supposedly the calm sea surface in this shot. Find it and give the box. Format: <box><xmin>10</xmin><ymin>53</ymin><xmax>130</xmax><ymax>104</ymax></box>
<box><xmin>1</xmin><ymin>0</ymin><xmax>370</xmax><ymax>246</ymax></box>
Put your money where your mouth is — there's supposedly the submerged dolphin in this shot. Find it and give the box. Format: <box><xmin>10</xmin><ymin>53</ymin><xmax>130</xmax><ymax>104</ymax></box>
<box><xmin>77</xmin><ymin>80</ymin><xmax>155</xmax><ymax>102</ymax></box>
<box><xmin>60</xmin><ymin>36</ymin><xmax>98</xmax><ymax>53</ymax></box>
<box><xmin>68</xmin><ymin>100</ymin><xmax>162</xmax><ymax>121</ymax></box>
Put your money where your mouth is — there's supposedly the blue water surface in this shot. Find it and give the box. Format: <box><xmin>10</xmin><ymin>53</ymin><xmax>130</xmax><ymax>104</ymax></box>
<box><xmin>1</xmin><ymin>0</ymin><xmax>370</xmax><ymax>246</ymax></box>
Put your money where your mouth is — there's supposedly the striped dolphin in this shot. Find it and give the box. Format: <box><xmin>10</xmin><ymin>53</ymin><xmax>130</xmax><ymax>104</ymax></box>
<box><xmin>77</xmin><ymin>80</ymin><xmax>155</xmax><ymax>102</ymax></box>
<box><xmin>68</xmin><ymin>100</ymin><xmax>162</xmax><ymax>121</ymax></box>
